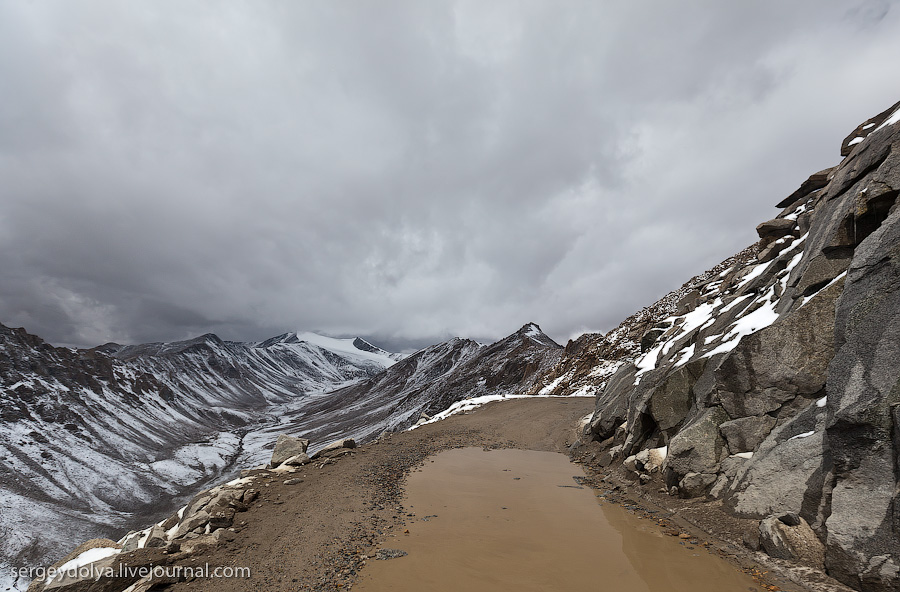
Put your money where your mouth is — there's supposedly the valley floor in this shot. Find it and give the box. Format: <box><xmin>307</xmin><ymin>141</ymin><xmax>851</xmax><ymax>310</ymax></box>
<box><xmin>156</xmin><ymin>398</ymin><xmax>844</xmax><ymax>592</ymax></box>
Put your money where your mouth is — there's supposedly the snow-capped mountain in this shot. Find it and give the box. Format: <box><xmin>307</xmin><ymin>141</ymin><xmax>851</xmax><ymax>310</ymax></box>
<box><xmin>228</xmin><ymin>323</ymin><xmax>566</xmax><ymax>463</ymax></box>
<box><xmin>0</xmin><ymin>326</ymin><xmax>397</xmax><ymax>578</ymax></box>
<box><xmin>299</xmin><ymin>322</ymin><xmax>564</xmax><ymax>433</ymax></box>
<box><xmin>415</xmin><ymin>322</ymin><xmax>564</xmax><ymax>413</ymax></box>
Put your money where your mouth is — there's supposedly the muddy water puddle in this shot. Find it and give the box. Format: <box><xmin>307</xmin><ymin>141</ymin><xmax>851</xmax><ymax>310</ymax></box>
<box><xmin>356</xmin><ymin>447</ymin><xmax>757</xmax><ymax>592</ymax></box>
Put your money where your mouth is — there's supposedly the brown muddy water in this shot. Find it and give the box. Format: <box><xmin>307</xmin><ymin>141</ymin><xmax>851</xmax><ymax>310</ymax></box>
<box><xmin>355</xmin><ymin>447</ymin><xmax>757</xmax><ymax>592</ymax></box>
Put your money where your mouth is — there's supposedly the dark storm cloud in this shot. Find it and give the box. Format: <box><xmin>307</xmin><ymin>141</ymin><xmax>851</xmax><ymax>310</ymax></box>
<box><xmin>1</xmin><ymin>0</ymin><xmax>898</xmax><ymax>349</ymax></box>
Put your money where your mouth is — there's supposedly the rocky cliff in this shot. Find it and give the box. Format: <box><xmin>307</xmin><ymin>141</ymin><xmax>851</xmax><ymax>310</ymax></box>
<box><xmin>562</xmin><ymin>100</ymin><xmax>900</xmax><ymax>591</ymax></box>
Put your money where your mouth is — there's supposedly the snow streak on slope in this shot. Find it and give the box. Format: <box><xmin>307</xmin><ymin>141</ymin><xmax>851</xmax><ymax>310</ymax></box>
<box><xmin>630</xmin><ymin>229</ymin><xmax>810</xmax><ymax>383</ymax></box>
<box><xmin>530</xmin><ymin>246</ymin><xmax>759</xmax><ymax>399</ymax></box>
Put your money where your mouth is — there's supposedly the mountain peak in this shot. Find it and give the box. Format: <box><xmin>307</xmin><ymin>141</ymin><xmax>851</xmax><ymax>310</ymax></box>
<box><xmin>351</xmin><ymin>337</ymin><xmax>381</xmax><ymax>353</ymax></box>
<box><xmin>512</xmin><ymin>323</ymin><xmax>561</xmax><ymax>348</ymax></box>
<box><xmin>260</xmin><ymin>331</ymin><xmax>401</xmax><ymax>367</ymax></box>
<box><xmin>517</xmin><ymin>322</ymin><xmax>543</xmax><ymax>336</ymax></box>
<box><xmin>255</xmin><ymin>332</ymin><xmax>300</xmax><ymax>348</ymax></box>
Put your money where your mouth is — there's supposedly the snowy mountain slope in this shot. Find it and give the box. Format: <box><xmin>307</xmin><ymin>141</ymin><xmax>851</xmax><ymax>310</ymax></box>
<box><xmin>289</xmin><ymin>323</ymin><xmax>564</xmax><ymax>437</ymax></box>
<box><xmin>530</xmin><ymin>245</ymin><xmax>758</xmax><ymax>400</ymax></box>
<box><xmin>413</xmin><ymin>322</ymin><xmax>565</xmax><ymax>414</ymax></box>
<box><xmin>231</xmin><ymin>337</ymin><xmax>486</xmax><ymax>467</ymax></box>
<box><xmin>199</xmin><ymin>324</ymin><xmax>566</xmax><ymax>473</ymax></box>
<box><xmin>253</xmin><ymin>332</ymin><xmax>403</xmax><ymax>369</ymax></box>
<box><xmin>0</xmin><ymin>325</ymin><xmax>396</xmax><ymax>576</ymax></box>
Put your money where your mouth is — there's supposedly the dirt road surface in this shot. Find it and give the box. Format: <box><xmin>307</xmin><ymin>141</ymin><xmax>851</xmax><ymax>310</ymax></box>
<box><xmin>165</xmin><ymin>397</ymin><xmax>592</xmax><ymax>591</ymax></box>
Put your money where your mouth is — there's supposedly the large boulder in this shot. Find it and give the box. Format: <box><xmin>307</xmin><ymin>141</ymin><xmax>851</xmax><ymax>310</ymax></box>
<box><xmin>776</xmin><ymin>167</ymin><xmax>835</xmax><ymax>209</ymax></box>
<box><xmin>143</xmin><ymin>525</ymin><xmax>167</xmax><ymax>548</ymax></box>
<box><xmin>679</xmin><ymin>472</ymin><xmax>718</xmax><ymax>498</ymax></box>
<box><xmin>588</xmin><ymin>363</ymin><xmax>635</xmax><ymax>440</ymax></box>
<box><xmin>839</xmin><ymin>100</ymin><xmax>900</xmax><ymax>157</ymax></box>
<box><xmin>208</xmin><ymin>507</ymin><xmax>236</xmax><ymax>530</ymax></box>
<box><xmin>27</xmin><ymin>543</ymin><xmax>168</xmax><ymax>592</ymax></box>
<box><xmin>759</xmin><ymin>513</ymin><xmax>825</xmax><ymax>569</ymax></box>
<box><xmin>172</xmin><ymin>509</ymin><xmax>210</xmax><ymax>540</ymax></box>
<box><xmin>719</xmin><ymin>415</ymin><xmax>777</xmax><ymax>454</ymax></box>
<box><xmin>724</xmin><ymin>398</ymin><xmax>827</xmax><ymax>522</ymax></box>
<box><xmin>281</xmin><ymin>453</ymin><xmax>311</xmax><ymax>466</ymax></box>
<box><xmin>205</xmin><ymin>488</ymin><xmax>243</xmax><ymax>513</ymax></box>
<box><xmin>311</xmin><ymin>438</ymin><xmax>357</xmax><ymax>459</ymax></box>
<box><xmin>664</xmin><ymin>406</ymin><xmax>729</xmax><ymax>485</ymax></box>
<box><xmin>648</xmin><ymin>359</ymin><xmax>707</xmax><ymax>435</ymax></box>
<box><xmin>27</xmin><ymin>538</ymin><xmax>122</xmax><ymax>592</ymax></box>
<box><xmin>271</xmin><ymin>434</ymin><xmax>310</xmax><ymax>468</ymax></box>
<box><xmin>756</xmin><ymin>218</ymin><xmax>797</xmax><ymax>239</ymax></box>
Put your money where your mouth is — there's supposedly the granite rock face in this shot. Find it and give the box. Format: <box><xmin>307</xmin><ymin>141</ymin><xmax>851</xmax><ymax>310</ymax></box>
<box><xmin>822</xmin><ymin>120</ymin><xmax>900</xmax><ymax>591</ymax></box>
<box><xmin>559</xmin><ymin>100</ymin><xmax>900</xmax><ymax>590</ymax></box>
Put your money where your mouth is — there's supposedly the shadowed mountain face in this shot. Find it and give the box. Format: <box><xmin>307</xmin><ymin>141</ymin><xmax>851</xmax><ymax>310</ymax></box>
<box><xmin>0</xmin><ymin>327</ymin><xmax>397</xmax><ymax>573</ymax></box>
<box><xmin>537</xmin><ymin>100</ymin><xmax>900</xmax><ymax>592</ymax></box>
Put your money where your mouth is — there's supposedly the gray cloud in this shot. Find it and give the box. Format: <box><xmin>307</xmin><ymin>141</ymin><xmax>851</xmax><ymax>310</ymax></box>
<box><xmin>1</xmin><ymin>0</ymin><xmax>899</xmax><ymax>350</ymax></box>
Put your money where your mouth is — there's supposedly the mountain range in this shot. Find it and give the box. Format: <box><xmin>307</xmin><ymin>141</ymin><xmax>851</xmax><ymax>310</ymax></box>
<box><xmin>0</xmin><ymin>320</ymin><xmax>562</xmax><ymax>583</ymax></box>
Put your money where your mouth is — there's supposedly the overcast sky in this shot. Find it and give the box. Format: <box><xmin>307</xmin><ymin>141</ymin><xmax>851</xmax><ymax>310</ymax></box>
<box><xmin>1</xmin><ymin>1</ymin><xmax>898</xmax><ymax>351</ymax></box>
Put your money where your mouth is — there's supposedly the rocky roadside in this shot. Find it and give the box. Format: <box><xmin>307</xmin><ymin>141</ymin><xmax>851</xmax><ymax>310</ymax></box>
<box><xmin>27</xmin><ymin>397</ymin><xmax>849</xmax><ymax>592</ymax></box>
<box><xmin>570</xmin><ymin>439</ymin><xmax>857</xmax><ymax>592</ymax></box>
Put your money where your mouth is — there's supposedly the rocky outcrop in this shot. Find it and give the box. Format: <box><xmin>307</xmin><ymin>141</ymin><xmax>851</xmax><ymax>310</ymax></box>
<box><xmin>823</xmin><ymin>122</ymin><xmax>900</xmax><ymax>590</ymax></box>
<box><xmin>270</xmin><ymin>434</ymin><xmax>310</xmax><ymax>467</ymax></box>
<box><xmin>572</xmin><ymin>100</ymin><xmax>900</xmax><ymax>591</ymax></box>
<box><xmin>530</xmin><ymin>246</ymin><xmax>758</xmax><ymax>401</ymax></box>
<box><xmin>840</xmin><ymin>100</ymin><xmax>900</xmax><ymax>157</ymax></box>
